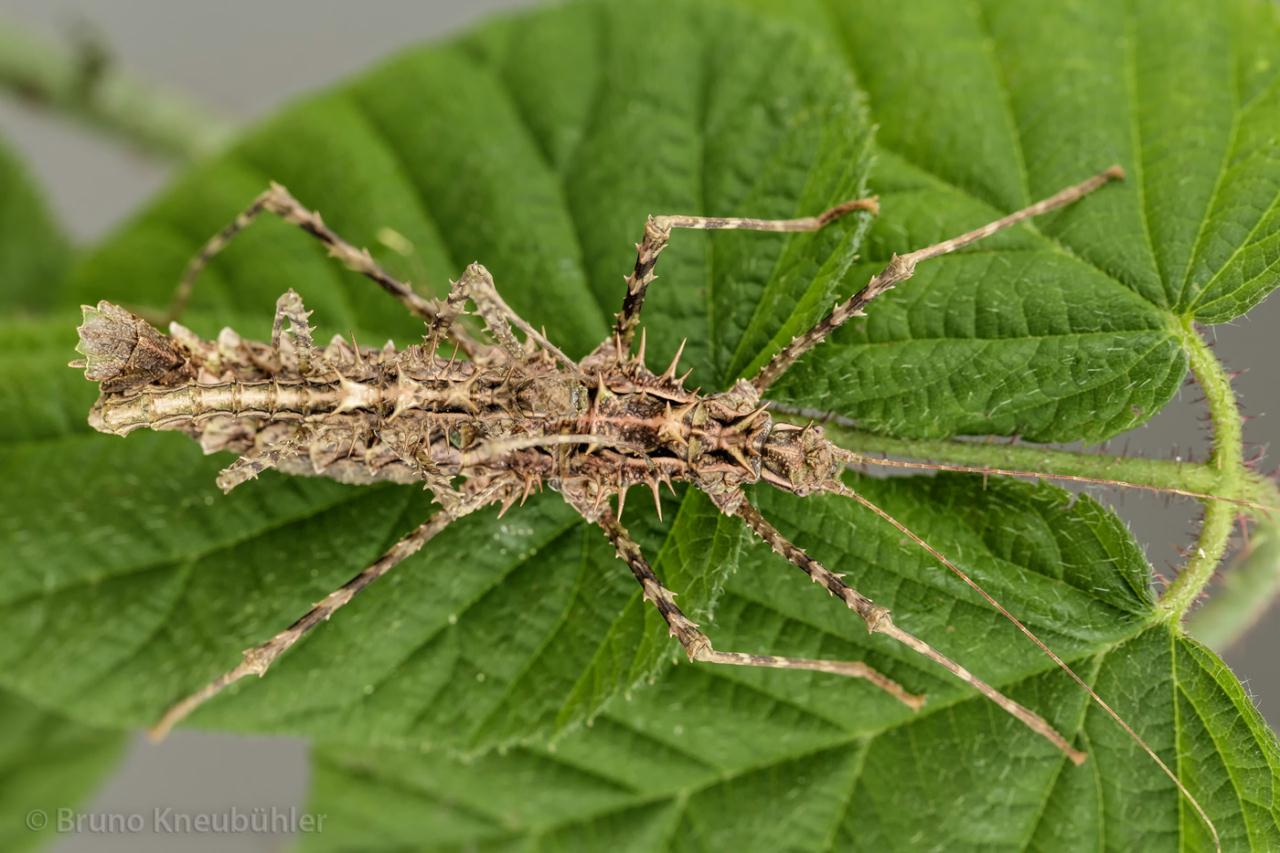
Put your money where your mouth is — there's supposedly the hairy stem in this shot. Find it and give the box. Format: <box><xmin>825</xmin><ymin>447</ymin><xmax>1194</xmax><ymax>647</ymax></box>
<box><xmin>1188</xmin><ymin>515</ymin><xmax>1280</xmax><ymax>651</ymax></box>
<box><xmin>1158</xmin><ymin>322</ymin><xmax>1250</xmax><ymax>621</ymax></box>
<box><xmin>775</xmin><ymin>407</ymin><xmax>1273</xmax><ymax>507</ymax></box>
<box><xmin>779</xmin><ymin>316</ymin><xmax>1277</xmax><ymax>635</ymax></box>
<box><xmin>0</xmin><ymin>20</ymin><xmax>232</xmax><ymax>160</ymax></box>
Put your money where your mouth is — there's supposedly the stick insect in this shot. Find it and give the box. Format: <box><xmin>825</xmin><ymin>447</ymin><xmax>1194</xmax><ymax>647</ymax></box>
<box><xmin>74</xmin><ymin>164</ymin><xmax>1224</xmax><ymax>847</ymax></box>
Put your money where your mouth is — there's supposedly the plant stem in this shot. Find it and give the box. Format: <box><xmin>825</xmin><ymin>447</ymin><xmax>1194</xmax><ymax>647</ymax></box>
<box><xmin>1156</xmin><ymin>322</ymin><xmax>1247</xmax><ymax>621</ymax></box>
<box><xmin>781</xmin><ymin>318</ymin><xmax>1279</xmax><ymax>636</ymax></box>
<box><xmin>779</xmin><ymin>409</ymin><xmax>1271</xmax><ymax>507</ymax></box>
<box><xmin>0</xmin><ymin>19</ymin><xmax>232</xmax><ymax>161</ymax></box>
<box><xmin>1187</xmin><ymin>515</ymin><xmax>1280</xmax><ymax>651</ymax></box>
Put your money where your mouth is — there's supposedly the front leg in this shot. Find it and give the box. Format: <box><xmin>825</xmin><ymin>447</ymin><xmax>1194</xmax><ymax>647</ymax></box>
<box><xmin>749</xmin><ymin>166</ymin><xmax>1125</xmax><ymax>392</ymax></box>
<box><xmin>603</xmin><ymin>197</ymin><xmax>880</xmax><ymax>355</ymax></box>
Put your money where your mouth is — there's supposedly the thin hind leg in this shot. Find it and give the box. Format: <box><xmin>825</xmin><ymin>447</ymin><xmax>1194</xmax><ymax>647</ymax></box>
<box><xmin>808</xmin><ymin>478</ymin><xmax>1220</xmax><ymax>839</ymax></box>
<box><xmin>594</xmin><ymin>509</ymin><xmax>923</xmax><ymax>710</ymax></box>
<box><xmin>602</xmin><ymin>197</ymin><xmax>880</xmax><ymax>354</ymax></box>
<box><xmin>148</xmin><ymin>481</ymin><xmax>503</xmax><ymax>740</ymax></box>
<box><xmin>162</xmin><ymin>183</ymin><xmax>480</xmax><ymax>354</ymax></box>
<box><xmin>727</xmin><ymin>494</ymin><xmax>1087</xmax><ymax>764</ymax></box>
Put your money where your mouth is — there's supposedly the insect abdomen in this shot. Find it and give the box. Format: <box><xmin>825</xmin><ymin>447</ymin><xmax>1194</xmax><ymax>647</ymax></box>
<box><xmin>87</xmin><ymin>380</ymin><xmax>342</xmax><ymax>436</ymax></box>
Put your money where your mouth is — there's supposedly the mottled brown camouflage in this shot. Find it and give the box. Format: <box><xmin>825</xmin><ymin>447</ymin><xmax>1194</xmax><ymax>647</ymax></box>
<box><xmin>75</xmin><ymin>173</ymin><xmax>1146</xmax><ymax>786</ymax></box>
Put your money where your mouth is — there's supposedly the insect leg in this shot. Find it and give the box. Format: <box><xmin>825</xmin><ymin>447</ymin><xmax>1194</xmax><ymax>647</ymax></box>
<box><xmin>750</xmin><ymin>165</ymin><xmax>1125</xmax><ymax>392</ymax></box>
<box><xmin>730</xmin><ymin>496</ymin><xmax>1087</xmax><ymax>764</ymax></box>
<box><xmin>163</xmin><ymin>183</ymin><xmax>480</xmax><ymax>353</ymax></box>
<box><xmin>427</xmin><ymin>262</ymin><xmax>578</xmax><ymax>371</ymax></box>
<box><xmin>215</xmin><ymin>446</ymin><xmax>294</xmax><ymax>494</ymax></box>
<box><xmin>594</xmin><ymin>509</ymin><xmax>923</xmax><ymax>710</ymax></box>
<box><xmin>214</xmin><ymin>424</ymin><xmax>310</xmax><ymax>494</ymax></box>
<box><xmin>162</xmin><ymin>188</ymin><xmax>273</xmax><ymax>324</ymax></box>
<box><xmin>606</xmin><ymin>197</ymin><xmax>880</xmax><ymax>352</ymax></box>
<box><xmin>267</xmin><ymin>288</ymin><xmax>319</xmax><ymax>373</ymax></box>
<box><xmin>148</xmin><ymin>484</ymin><xmax>502</xmax><ymax>740</ymax></box>
<box><xmin>814</xmin><ymin>478</ymin><xmax>1220</xmax><ymax>846</ymax></box>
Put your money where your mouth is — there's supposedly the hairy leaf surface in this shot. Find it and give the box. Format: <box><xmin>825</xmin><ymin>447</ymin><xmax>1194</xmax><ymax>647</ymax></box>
<box><xmin>750</xmin><ymin>0</ymin><xmax>1280</xmax><ymax>443</ymax></box>
<box><xmin>302</xmin><ymin>625</ymin><xmax>1278</xmax><ymax>851</ymax></box>
<box><xmin>0</xmin><ymin>1</ymin><xmax>1276</xmax><ymax>850</ymax></box>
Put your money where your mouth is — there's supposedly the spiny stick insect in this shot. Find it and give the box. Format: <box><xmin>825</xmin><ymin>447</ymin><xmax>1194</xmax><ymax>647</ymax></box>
<box><xmin>74</xmin><ymin>165</ymin><xmax>1224</xmax><ymax>847</ymax></box>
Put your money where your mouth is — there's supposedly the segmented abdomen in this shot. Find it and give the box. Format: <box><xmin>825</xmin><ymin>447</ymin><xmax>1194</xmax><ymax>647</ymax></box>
<box><xmin>90</xmin><ymin>379</ymin><xmax>343</xmax><ymax>435</ymax></box>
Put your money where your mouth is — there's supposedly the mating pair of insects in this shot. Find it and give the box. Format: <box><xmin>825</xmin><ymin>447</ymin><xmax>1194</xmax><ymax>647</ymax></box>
<box><xmin>75</xmin><ymin>163</ymin><xmax>1221</xmax><ymax>844</ymax></box>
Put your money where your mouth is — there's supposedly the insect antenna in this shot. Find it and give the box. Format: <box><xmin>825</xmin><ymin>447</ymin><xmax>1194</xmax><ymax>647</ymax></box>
<box><xmin>822</xmin><ymin>478</ymin><xmax>1221</xmax><ymax>851</ymax></box>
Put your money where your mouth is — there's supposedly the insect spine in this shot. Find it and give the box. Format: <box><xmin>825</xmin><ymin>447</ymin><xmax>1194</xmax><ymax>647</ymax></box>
<box><xmin>77</xmin><ymin>292</ymin><xmax>813</xmax><ymax>515</ymax></box>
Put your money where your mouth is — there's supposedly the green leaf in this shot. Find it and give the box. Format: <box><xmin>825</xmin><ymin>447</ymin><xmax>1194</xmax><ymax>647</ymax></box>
<box><xmin>302</xmin><ymin>630</ymin><xmax>1279</xmax><ymax>852</ymax></box>
<box><xmin>0</xmin><ymin>136</ymin><xmax>69</xmax><ymax>313</ymax></box>
<box><xmin>296</xmin><ymin>479</ymin><xmax>1277</xmax><ymax>851</ymax></box>
<box><xmin>0</xmin><ymin>127</ymin><xmax>123</xmax><ymax>853</ymax></box>
<box><xmin>2</xmin><ymin>0</ymin><xmax>1277</xmax><ymax>850</ymax></box>
<box><xmin>0</xmin><ymin>689</ymin><xmax>125</xmax><ymax>853</ymax></box>
<box><xmin>63</xmin><ymin>1</ymin><xmax>871</xmax><ymax>390</ymax></box>
<box><xmin>747</xmin><ymin>0</ymin><xmax>1280</xmax><ymax>442</ymax></box>
<box><xmin>2</xmin><ymin>0</ymin><xmax>866</xmax><ymax>743</ymax></box>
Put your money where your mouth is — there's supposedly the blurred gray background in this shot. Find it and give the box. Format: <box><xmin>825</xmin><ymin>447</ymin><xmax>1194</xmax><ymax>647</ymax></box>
<box><xmin>0</xmin><ymin>1</ymin><xmax>1275</xmax><ymax>851</ymax></box>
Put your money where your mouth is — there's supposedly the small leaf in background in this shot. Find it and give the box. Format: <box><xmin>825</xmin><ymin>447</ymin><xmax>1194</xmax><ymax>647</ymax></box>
<box><xmin>0</xmin><ymin>137</ymin><xmax>69</xmax><ymax>314</ymax></box>
<box><xmin>0</xmin><ymin>690</ymin><xmax>125</xmax><ymax>853</ymax></box>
